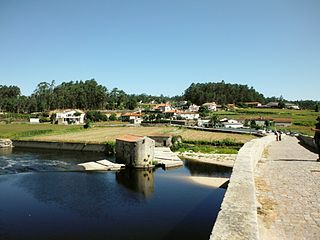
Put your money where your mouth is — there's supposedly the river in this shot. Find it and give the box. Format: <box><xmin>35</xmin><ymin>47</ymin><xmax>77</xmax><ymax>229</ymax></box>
<box><xmin>0</xmin><ymin>147</ymin><xmax>230</xmax><ymax>240</ymax></box>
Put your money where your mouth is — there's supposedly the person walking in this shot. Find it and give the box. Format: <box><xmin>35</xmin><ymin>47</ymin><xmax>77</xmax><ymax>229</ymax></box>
<box><xmin>275</xmin><ymin>129</ymin><xmax>279</xmax><ymax>141</ymax></box>
<box><xmin>312</xmin><ymin>117</ymin><xmax>320</xmax><ymax>161</ymax></box>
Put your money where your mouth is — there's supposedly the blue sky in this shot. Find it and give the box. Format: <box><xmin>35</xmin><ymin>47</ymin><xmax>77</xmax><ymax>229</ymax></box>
<box><xmin>0</xmin><ymin>0</ymin><xmax>319</xmax><ymax>100</ymax></box>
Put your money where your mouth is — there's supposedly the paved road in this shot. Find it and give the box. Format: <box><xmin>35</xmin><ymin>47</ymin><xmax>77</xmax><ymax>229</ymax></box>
<box><xmin>255</xmin><ymin>135</ymin><xmax>320</xmax><ymax>240</ymax></box>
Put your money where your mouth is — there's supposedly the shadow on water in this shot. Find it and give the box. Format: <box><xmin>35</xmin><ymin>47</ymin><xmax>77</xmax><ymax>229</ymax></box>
<box><xmin>116</xmin><ymin>168</ymin><xmax>154</xmax><ymax>198</ymax></box>
<box><xmin>184</xmin><ymin>159</ymin><xmax>232</xmax><ymax>178</ymax></box>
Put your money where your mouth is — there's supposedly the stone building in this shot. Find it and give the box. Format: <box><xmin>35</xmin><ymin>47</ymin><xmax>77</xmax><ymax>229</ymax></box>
<box><xmin>148</xmin><ymin>135</ymin><xmax>172</xmax><ymax>147</ymax></box>
<box><xmin>116</xmin><ymin>135</ymin><xmax>155</xmax><ymax>168</ymax></box>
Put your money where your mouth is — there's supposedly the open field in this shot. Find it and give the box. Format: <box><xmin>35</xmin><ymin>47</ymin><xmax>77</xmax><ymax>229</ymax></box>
<box><xmin>213</xmin><ymin>108</ymin><xmax>319</xmax><ymax>136</ymax></box>
<box><xmin>0</xmin><ymin>123</ymin><xmax>256</xmax><ymax>144</ymax></box>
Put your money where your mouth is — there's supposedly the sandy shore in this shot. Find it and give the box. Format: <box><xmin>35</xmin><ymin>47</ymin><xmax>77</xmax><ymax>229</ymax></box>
<box><xmin>179</xmin><ymin>152</ymin><xmax>236</xmax><ymax>168</ymax></box>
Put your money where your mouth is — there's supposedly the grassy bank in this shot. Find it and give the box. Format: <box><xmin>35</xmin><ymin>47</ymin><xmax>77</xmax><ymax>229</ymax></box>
<box><xmin>0</xmin><ymin>123</ymin><xmax>256</xmax><ymax>144</ymax></box>
<box><xmin>212</xmin><ymin>108</ymin><xmax>319</xmax><ymax>136</ymax></box>
<box><xmin>0</xmin><ymin>123</ymin><xmax>83</xmax><ymax>139</ymax></box>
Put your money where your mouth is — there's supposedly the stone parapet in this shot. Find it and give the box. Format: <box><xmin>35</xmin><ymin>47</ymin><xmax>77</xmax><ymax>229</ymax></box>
<box><xmin>210</xmin><ymin>135</ymin><xmax>274</xmax><ymax>240</ymax></box>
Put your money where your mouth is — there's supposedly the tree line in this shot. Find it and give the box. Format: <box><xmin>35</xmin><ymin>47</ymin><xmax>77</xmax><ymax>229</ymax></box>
<box><xmin>0</xmin><ymin>79</ymin><xmax>319</xmax><ymax>113</ymax></box>
<box><xmin>0</xmin><ymin>79</ymin><xmax>175</xmax><ymax>113</ymax></box>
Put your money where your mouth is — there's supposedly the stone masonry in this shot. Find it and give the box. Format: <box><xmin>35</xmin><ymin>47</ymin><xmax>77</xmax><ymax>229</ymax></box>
<box><xmin>255</xmin><ymin>136</ymin><xmax>320</xmax><ymax>239</ymax></box>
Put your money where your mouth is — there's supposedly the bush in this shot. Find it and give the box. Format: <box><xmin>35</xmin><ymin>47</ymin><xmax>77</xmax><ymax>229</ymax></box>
<box><xmin>105</xmin><ymin>141</ymin><xmax>116</xmax><ymax>155</ymax></box>
<box><xmin>39</xmin><ymin>116</ymin><xmax>51</xmax><ymax>123</ymax></box>
<box><xmin>83</xmin><ymin>121</ymin><xmax>92</xmax><ymax>129</ymax></box>
<box><xmin>109</xmin><ymin>113</ymin><xmax>117</xmax><ymax>121</ymax></box>
<box><xmin>86</xmin><ymin>111</ymin><xmax>108</xmax><ymax>122</ymax></box>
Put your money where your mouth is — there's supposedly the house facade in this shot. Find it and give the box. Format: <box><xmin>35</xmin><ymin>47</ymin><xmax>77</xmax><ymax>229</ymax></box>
<box><xmin>54</xmin><ymin>109</ymin><xmax>85</xmax><ymax>125</ymax></box>
<box><xmin>121</xmin><ymin>113</ymin><xmax>143</xmax><ymax>124</ymax></box>
<box><xmin>175</xmin><ymin>112</ymin><xmax>199</xmax><ymax>120</ymax></box>
<box><xmin>202</xmin><ymin>102</ymin><xmax>217</xmax><ymax>111</ymax></box>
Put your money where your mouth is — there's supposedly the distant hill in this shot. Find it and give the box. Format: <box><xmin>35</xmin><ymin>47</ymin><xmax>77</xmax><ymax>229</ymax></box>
<box><xmin>183</xmin><ymin>81</ymin><xmax>265</xmax><ymax>105</ymax></box>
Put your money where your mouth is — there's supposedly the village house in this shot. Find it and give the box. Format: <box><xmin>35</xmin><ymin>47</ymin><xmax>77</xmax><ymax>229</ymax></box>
<box><xmin>202</xmin><ymin>102</ymin><xmax>217</xmax><ymax>111</ymax></box>
<box><xmin>188</xmin><ymin>104</ymin><xmax>200</xmax><ymax>112</ymax></box>
<box><xmin>153</xmin><ymin>103</ymin><xmax>175</xmax><ymax>112</ymax></box>
<box><xmin>247</xmin><ymin>117</ymin><xmax>273</xmax><ymax>127</ymax></box>
<box><xmin>121</xmin><ymin>113</ymin><xmax>143</xmax><ymax>124</ymax></box>
<box><xmin>54</xmin><ymin>109</ymin><xmax>85</xmax><ymax>125</ymax></box>
<box><xmin>29</xmin><ymin>118</ymin><xmax>40</xmax><ymax>124</ymax></box>
<box><xmin>220</xmin><ymin>118</ymin><xmax>243</xmax><ymax>128</ymax></box>
<box><xmin>175</xmin><ymin>112</ymin><xmax>199</xmax><ymax>120</ymax></box>
<box><xmin>243</xmin><ymin>101</ymin><xmax>262</xmax><ymax>107</ymax></box>
<box><xmin>264</xmin><ymin>102</ymin><xmax>279</xmax><ymax>108</ymax></box>
<box><xmin>285</xmin><ymin>103</ymin><xmax>300</xmax><ymax>110</ymax></box>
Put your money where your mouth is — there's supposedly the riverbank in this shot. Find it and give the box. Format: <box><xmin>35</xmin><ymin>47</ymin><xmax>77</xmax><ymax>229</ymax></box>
<box><xmin>179</xmin><ymin>152</ymin><xmax>236</xmax><ymax>168</ymax></box>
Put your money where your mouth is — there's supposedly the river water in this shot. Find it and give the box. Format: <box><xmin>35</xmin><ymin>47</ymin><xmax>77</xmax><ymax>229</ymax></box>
<box><xmin>0</xmin><ymin>148</ymin><xmax>231</xmax><ymax>240</ymax></box>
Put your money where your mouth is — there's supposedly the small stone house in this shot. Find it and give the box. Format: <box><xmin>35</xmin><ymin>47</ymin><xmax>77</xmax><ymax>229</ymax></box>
<box><xmin>116</xmin><ymin>135</ymin><xmax>155</xmax><ymax>168</ymax></box>
<box><xmin>148</xmin><ymin>135</ymin><xmax>172</xmax><ymax>147</ymax></box>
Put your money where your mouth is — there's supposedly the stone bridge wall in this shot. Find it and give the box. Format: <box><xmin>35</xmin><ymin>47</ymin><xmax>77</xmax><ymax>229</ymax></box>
<box><xmin>210</xmin><ymin>135</ymin><xmax>275</xmax><ymax>240</ymax></box>
<box><xmin>12</xmin><ymin>140</ymin><xmax>108</xmax><ymax>153</ymax></box>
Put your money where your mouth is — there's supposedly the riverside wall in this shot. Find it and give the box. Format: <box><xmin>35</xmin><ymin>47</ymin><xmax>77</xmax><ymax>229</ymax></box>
<box><xmin>12</xmin><ymin>140</ymin><xmax>111</xmax><ymax>153</ymax></box>
<box><xmin>210</xmin><ymin>135</ymin><xmax>275</xmax><ymax>240</ymax></box>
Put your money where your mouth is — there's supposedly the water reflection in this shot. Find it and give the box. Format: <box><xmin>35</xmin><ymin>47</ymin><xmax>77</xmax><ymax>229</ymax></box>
<box><xmin>15</xmin><ymin>172</ymin><xmax>141</xmax><ymax>218</ymax></box>
<box><xmin>184</xmin><ymin>159</ymin><xmax>232</xmax><ymax>178</ymax></box>
<box><xmin>116</xmin><ymin>169</ymin><xmax>154</xmax><ymax>198</ymax></box>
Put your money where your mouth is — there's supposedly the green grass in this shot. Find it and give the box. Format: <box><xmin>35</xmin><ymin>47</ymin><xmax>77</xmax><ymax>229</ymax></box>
<box><xmin>172</xmin><ymin>143</ymin><xmax>239</xmax><ymax>154</ymax></box>
<box><xmin>0</xmin><ymin>123</ymin><xmax>83</xmax><ymax>140</ymax></box>
<box><xmin>211</xmin><ymin>108</ymin><xmax>319</xmax><ymax>136</ymax></box>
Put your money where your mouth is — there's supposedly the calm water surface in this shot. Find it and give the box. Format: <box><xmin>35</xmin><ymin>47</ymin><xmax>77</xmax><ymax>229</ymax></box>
<box><xmin>0</xmin><ymin>148</ymin><xmax>231</xmax><ymax>240</ymax></box>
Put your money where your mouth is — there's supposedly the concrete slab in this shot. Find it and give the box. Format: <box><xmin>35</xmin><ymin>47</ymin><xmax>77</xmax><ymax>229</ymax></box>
<box><xmin>154</xmin><ymin>147</ymin><xmax>183</xmax><ymax>169</ymax></box>
<box><xmin>78</xmin><ymin>159</ymin><xmax>125</xmax><ymax>171</ymax></box>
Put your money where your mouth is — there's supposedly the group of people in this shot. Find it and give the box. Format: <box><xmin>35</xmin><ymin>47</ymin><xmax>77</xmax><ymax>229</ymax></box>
<box><xmin>274</xmin><ymin>117</ymin><xmax>320</xmax><ymax>162</ymax></box>
<box><xmin>274</xmin><ymin>130</ymin><xmax>282</xmax><ymax>141</ymax></box>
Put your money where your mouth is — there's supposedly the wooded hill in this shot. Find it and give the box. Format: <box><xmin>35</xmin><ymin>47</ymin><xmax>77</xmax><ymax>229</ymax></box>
<box><xmin>184</xmin><ymin>81</ymin><xmax>265</xmax><ymax>105</ymax></box>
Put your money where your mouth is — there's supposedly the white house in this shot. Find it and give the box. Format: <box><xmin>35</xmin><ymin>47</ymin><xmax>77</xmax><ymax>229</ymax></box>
<box><xmin>285</xmin><ymin>103</ymin><xmax>300</xmax><ymax>110</ymax></box>
<box><xmin>121</xmin><ymin>113</ymin><xmax>143</xmax><ymax>124</ymax></box>
<box><xmin>220</xmin><ymin>119</ymin><xmax>243</xmax><ymax>128</ymax></box>
<box><xmin>222</xmin><ymin>122</ymin><xmax>244</xmax><ymax>129</ymax></box>
<box><xmin>153</xmin><ymin>103</ymin><xmax>175</xmax><ymax>112</ymax></box>
<box><xmin>55</xmin><ymin>109</ymin><xmax>85</xmax><ymax>125</ymax></box>
<box><xmin>202</xmin><ymin>102</ymin><xmax>217</xmax><ymax>111</ymax></box>
<box><xmin>197</xmin><ymin>119</ymin><xmax>210</xmax><ymax>127</ymax></box>
<box><xmin>188</xmin><ymin>104</ymin><xmax>200</xmax><ymax>112</ymax></box>
<box><xmin>175</xmin><ymin>112</ymin><xmax>199</xmax><ymax>120</ymax></box>
<box><xmin>29</xmin><ymin>118</ymin><xmax>40</xmax><ymax>124</ymax></box>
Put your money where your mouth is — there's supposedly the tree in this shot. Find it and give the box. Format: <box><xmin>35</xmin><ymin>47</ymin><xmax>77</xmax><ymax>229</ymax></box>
<box><xmin>250</xmin><ymin>120</ymin><xmax>257</xmax><ymax>129</ymax></box>
<box><xmin>198</xmin><ymin>106</ymin><xmax>209</xmax><ymax>117</ymax></box>
<box><xmin>315</xmin><ymin>104</ymin><xmax>319</xmax><ymax>112</ymax></box>
<box><xmin>209</xmin><ymin>114</ymin><xmax>220</xmax><ymax>128</ymax></box>
<box><xmin>109</xmin><ymin>113</ymin><xmax>117</xmax><ymax>121</ymax></box>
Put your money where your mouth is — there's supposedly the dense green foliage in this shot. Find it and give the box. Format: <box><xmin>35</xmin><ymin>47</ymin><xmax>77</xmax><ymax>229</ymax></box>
<box><xmin>1</xmin><ymin>80</ymin><xmax>319</xmax><ymax>114</ymax></box>
<box><xmin>184</xmin><ymin>81</ymin><xmax>265</xmax><ymax>105</ymax></box>
<box><xmin>85</xmin><ymin>110</ymin><xmax>108</xmax><ymax>122</ymax></box>
<box><xmin>170</xmin><ymin>138</ymin><xmax>242</xmax><ymax>154</ymax></box>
